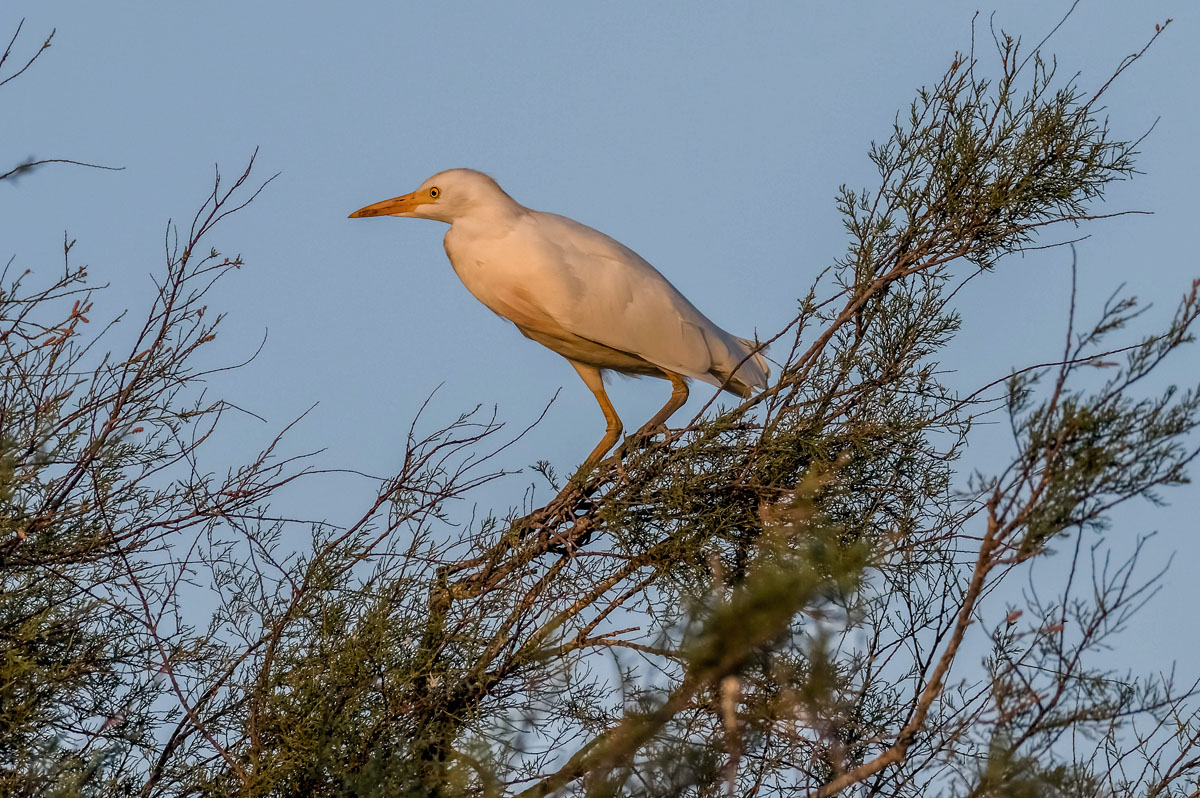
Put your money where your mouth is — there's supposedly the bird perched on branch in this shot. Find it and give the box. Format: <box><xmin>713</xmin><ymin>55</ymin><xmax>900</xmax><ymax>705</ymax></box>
<box><xmin>350</xmin><ymin>169</ymin><xmax>768</xmax><ymax>467</ymax></box>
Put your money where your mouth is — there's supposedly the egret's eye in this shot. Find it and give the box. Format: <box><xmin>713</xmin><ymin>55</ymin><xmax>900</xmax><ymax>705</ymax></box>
<box><xmin>429</xmin><ymin>187</ymin><xmax>441</xmax><ymax>198</ymax></box>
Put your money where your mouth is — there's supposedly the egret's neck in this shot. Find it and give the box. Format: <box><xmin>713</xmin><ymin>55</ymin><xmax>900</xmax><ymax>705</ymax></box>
<box><xmin>447</xmin><ymin>202</ymin><xmax>527</xmax><ymax>239</ymax></box>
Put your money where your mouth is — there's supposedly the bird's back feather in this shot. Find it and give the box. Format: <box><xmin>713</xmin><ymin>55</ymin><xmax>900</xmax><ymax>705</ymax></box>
<box><xmin>442</xmin><ymin>198</ymin><xmax>768</xmax><ymax>396</ymax></box>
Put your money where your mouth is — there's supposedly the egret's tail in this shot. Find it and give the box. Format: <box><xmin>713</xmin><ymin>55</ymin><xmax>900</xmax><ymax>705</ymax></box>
<box><xmin>714</xmin><ymin>336</ymin><xmax>770</xmax><ymax>398</ymax></box>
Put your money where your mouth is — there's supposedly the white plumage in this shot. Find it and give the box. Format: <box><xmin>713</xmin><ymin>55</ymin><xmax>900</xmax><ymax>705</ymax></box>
<box><xmin>350</xmin><ymin>169</ymin><xmax>768</xmax><ymax>466</ymax></box>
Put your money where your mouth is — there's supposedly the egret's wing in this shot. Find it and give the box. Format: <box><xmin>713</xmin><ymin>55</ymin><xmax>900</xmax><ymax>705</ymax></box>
<box><xmin>528</xmin><ymin>212</ymin><xmax>749</xmax><ymax>386</ymax></box>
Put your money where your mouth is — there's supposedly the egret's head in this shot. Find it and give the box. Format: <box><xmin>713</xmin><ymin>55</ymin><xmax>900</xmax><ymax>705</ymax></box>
<box><xmin>348</xmin><ymin>169</ymin><xmax>517</xmax><ymax>224</ymax></box>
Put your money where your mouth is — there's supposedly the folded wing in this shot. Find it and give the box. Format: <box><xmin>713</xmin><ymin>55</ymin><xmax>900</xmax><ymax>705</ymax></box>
<box><xmin>529</xmin><ymin>212</ymin><xmax>768</xmax><ymax>395</ymax></box>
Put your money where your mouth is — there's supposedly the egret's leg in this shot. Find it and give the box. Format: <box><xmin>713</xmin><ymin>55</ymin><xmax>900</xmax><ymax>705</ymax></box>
<box><xmin>569</xmin><ymin>361</ymin><xmax>624</xmax><ymax>467</ymax></box>
<box><xmin>637</xmin><ymin>372</ymin><xmax>690</xmax><ymax>437</ymax></box>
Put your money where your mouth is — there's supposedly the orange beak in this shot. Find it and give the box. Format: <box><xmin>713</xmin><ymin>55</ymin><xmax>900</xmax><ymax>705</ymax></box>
<box><xmin>347</xmin><ymin>191</ymin><xmax>433</xmax><ymax>218</ymax></box>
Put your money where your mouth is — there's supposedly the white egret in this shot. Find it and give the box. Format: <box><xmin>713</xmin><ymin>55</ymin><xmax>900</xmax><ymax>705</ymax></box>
<box><xmin>349</xmin><ymin>169</ymin><xmax>768</xmax><ymax>466</ymax></box>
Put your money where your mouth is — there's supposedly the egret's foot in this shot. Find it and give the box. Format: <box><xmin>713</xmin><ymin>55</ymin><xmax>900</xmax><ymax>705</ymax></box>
<box><xmin>618</xmin><ymin>424</ymin><xmax>675</xmax><ymax>458</ymax></box>
<box><xmin>633</xmin><ymin>421</ymin><xmax>668</xmax><ymax>440</ymax></box>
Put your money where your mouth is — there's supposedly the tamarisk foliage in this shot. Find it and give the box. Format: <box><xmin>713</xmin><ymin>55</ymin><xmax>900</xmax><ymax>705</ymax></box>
<box><xmin>3</xmin><ymin>13</ymin><xmax>1198</xmax><ymax>798</ymax></box>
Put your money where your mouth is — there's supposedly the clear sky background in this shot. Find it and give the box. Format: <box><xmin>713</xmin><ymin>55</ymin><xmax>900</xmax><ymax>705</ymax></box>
<box><xmin>4</xmin><ymin>3</ymin><xmax>1197</xmax><ymax>673</ymax></box>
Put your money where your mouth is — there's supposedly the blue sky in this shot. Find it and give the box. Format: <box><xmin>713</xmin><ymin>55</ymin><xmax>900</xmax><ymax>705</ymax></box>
<box><xmin>4</xmin><ymin>3</ymin><xmax>1197</xmax><ymax>669</ymax></box>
